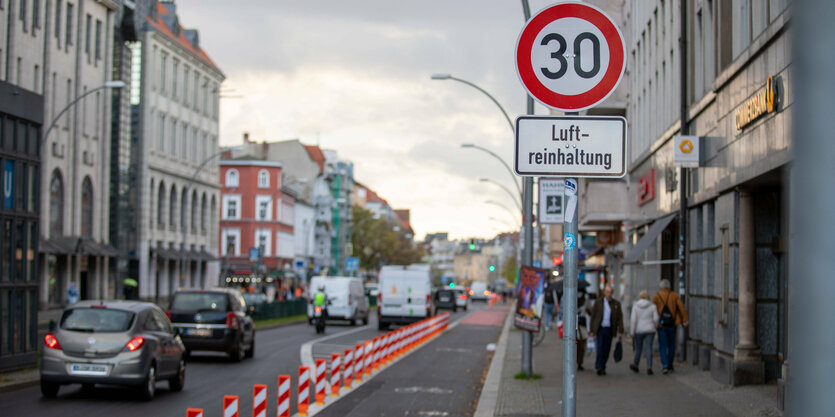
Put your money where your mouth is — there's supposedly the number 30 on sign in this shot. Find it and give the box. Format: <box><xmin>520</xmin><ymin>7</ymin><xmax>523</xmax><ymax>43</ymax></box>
<box><xmin>515</xmin><ymin>2</ymin><xmax>626</xmax><ymax>112</ymax></box>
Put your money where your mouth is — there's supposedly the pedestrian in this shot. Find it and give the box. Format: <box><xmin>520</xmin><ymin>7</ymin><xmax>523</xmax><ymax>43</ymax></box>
<box><xmin>588</xmin><ymin>285</ymin><xmax>624</xmax><ymax>376</ymax></box>
<box><xmin>67</xmin><ymin>281</ymin><xmax>79</xmax><ymax>304</ymax></box>
<box><xmin>653</xmin><ymin>279</ymin><xmax>689</xmax><ymax>374</ymax></box>
<box><xmin>543</xmin><ymin>279</ymin><xmax>558</xmax><ymax>329</ymax></box>
<box><xmin>629</xmin><ymin>290</ymin><xmax>659</xmax><ymax>375</ymax></box>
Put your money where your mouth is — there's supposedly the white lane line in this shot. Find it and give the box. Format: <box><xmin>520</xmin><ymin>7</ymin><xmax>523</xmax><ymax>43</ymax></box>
<box><xmin>300</xmin><ymin>324</ymin><xmax>372</xmax><ymax>368</ymax></box>
<box><xmin>394</xmin><ymin>386</ymin><xmax>453</xmax><ymax>395</ymax></box>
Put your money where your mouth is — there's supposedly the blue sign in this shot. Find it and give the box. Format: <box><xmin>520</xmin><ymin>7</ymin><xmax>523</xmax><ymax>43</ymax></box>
<box><xmin>249</xmin><ymin>247</ymin><xmax>260</xmax><ymax>262</ymax></box>
<box><xmin>533</xmin><ymin>260</ymin><xmax>542</xmax><ymax>268</ymax></box>
<box><xmin>345</xmin><ymin>257</ymin><xmax>360</xmax><ymax>272</ymax></box>
<box><xmin>3</xmin><ymin>161</ymin><xmax>13</xmax><ymax>210</ymax></box>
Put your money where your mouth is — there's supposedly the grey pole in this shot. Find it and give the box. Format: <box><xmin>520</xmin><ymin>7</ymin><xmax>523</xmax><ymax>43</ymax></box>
<box><xmin>520</xmin><ymin>0</ymin><xmax>534</xmax><ymax>380</ymax></box>
<box><xmin>788</xmin><ymin>0</ymin><xmax>835</xmax><ymax>415</ymax></box>
<box><xmin>562</xmin><ymin>178</ymin><xmax>578</xmax><ymax>417</ymax></box>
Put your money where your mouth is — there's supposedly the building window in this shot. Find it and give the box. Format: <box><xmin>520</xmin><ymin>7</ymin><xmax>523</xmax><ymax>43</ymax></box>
<box><xmin>80</xmin><ymin>177</ymin><xmax>93</xmax><ymax>237</ymax></box>
<box><xmin>65</xmin><ymin>3</ymin><xmax>73</xmax><ymax>48</ymax></box>
<box><xmin>190</xmin><ymin>191</ymin><xmax>197</xmax><ymax>232</ymax></box>
<box><xmin>225</xmin><ymin>169</ymin><xmax>239</xmax><ymax>187</ymax></box>
<box><xmin>222</xmin><ymin>230</ymin><xmax>239</xmax><ymax>256</ymax></box>
<box><xmin>49</xmin><ymin>171</ymin><xmax>63</xmax><ymax>237</ymax></box>
<box><xmin>172</xmin><ymin>59</ymin><xmax>179</xmax><ymax>99</ymax></box>
<box><xmin>158</xmin><ymin>112</ymin><xmax>165</xmax><ymax>150</ymax></box>
<box><xmin>160</xmin><ymin>52</ymin><xmax>167</xmax><ymax>93</ymax></box>
<box><xmin>200</xmin><ymin>194</ymin><xmax>207</xmax><ymax>232</ymax></box>
<box><xmin>157</xmin><ymin>183</ymin><xmax>166</xmax><ymax>227</ymax></box>
<box><xmin>20</xmin><ymin>0</ymin><xmax>27</xmax><ymax>32</ymax></box>
<box><xmin>258</xmin><ymin>170</ymin><xmax>269</xmax><ymax>188</ymax></box>
<box><xmin>183</xmin><ymin>67</ymin><xmax>189</xmax><ymax>105</ymax></box>
<box><xmin>54</xmin><ymin>0</ymin><xmax>61</xmax><ymax>47</ymax></box>
<box><xmin>169</xmin><ymin>186</ymin><xmax>177</xmax><ymax>227</ymax></box>
<box><xmin>193</xmin><ymin>73</ymin><xmax>199</xmax><ymax>109</ymax></box>
<box><xmin>94</xmin><ymin>19</ymin><xmax>101</xmax><ymax>60</ymax></box>
<box><xmin>84</xmin><ymin>14</ymin><xmax>91</xmax><ymax>58</ymax></box>
<box><xmin>181</xmin><ymin>122</ymin><xmax>187</xmax><ymax>159</ymax></box>
<box><xmin>255</xmin><ymin>195</ymin><xmax>272</xmax><ymax>220</ymax></box>
<box><xmin>33</xmin><ymin>0</ymin><xmax>41</xmax><ymax>30</ymax></box>
<box><xmin>223</xmin><ymin>195</ymin><xmax>241</xmax><ymax>220</ymax></box>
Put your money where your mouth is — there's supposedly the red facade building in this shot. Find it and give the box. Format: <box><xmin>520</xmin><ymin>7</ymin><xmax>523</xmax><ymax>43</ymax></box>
<box><xmin>219</xmin><ymin>160</ymin><xmax>295</xmax><ymax>284</ymax></box>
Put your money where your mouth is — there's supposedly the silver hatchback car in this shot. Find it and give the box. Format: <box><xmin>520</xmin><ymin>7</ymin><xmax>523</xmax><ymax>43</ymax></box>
<box><xmin>40</xmin><ymin>300</ymin><xmax>186</xmax><ymax>401</ymax></box>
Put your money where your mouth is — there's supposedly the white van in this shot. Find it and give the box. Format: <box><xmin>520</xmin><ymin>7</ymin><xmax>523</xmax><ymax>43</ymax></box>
<box><xmin>307</xmin><ymin>276</ymin><xmax>369</xmax><ymax>326</ymax></box>
<box><xmin>377</xmin><ymin>265</ymin><xmax>434</xmax><ymax>330</ymax></box>
<box><xmin>469</xmin><ymin>281</ymin><xmax>489</xmax><ymax>301</ymax></box>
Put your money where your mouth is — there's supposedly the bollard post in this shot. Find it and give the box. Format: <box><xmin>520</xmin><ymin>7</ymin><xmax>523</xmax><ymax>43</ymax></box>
<box><xmin>354</xmin><ymin>344</ymin><xmax>364</xmax><ymax>382</ymax></box>
<box><xmin>372</xmin><ymin>336</ymin><xmax>381</xmax><ymax>371</ymax></box>
<box><xmin>330</xmin><ymin>353</ymin><xmax>341</xmax><ymax>397</ymax></box>
<box><xmin>186</xmin><ymin>409</ymin><xmax>203</xmax><ymax>417</ymax></box>
<box><xmin>364</xmin><ymin>340</ymin><xmax>373</xmax><ymax>376</ymax></box>
<box><xmin>314</xmin><ymin>358</ymin><xmax>327</xmax><ymax>405</ymax></box>
<box><xmin>223</xmin><ymin>395</ymin><xmax>239</xmax><ymax>417</ymax></box>
<box><xmin>277</xmin><ymin>375</ymin><xmax>290</xmax><ymax>417</ymax></box>
<box><xmin>343</xmin><ymin>348</ymin><xmax>353</xmax><ymax>389</ymax></box>
<box><xmin>252</xmin><ymin>384</ymin><xmax>267</xmax><ymax>417</ymax></box>
<box><xmin>298</xmin><ymin>366</ymin><xmax>310</xmax><ymax>416</ymax></box>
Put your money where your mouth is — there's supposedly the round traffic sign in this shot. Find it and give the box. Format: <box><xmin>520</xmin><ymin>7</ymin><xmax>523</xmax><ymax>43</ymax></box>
<box><xmin>515</xmin><ymin>2</ymin><xmax>626</xmax><ymax>112</ymax></box>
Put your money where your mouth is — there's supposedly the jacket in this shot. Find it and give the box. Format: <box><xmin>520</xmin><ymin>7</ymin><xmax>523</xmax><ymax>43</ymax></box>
<box><xmin>590</xmin><ymin>297</ymin><xmax>624</xmax><ymax>334</ymax></box>
<box><xmin>630</xmin><ymin>299</ymin><xmax>659</xmax><ymax>335</ymax></box>
<box><xmin>652</xmin><ymin>288</ymin><xmax>689</xmax><ymax>326</ymax></box>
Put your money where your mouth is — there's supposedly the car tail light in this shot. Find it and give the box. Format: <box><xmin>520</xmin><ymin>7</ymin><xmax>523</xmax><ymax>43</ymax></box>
<box><xmin>44</xmin><ymin>333</ymin><xmax>61</xmax><ymax>350</ymax></box>
<box><xmin>348</xmin><ymin>295</ymin><xmax>353</xmax><ymax>306</ymax></box>
<box><xmin>226</xmin><ymin>312</ymin><xmax>239</xmax><ymax>329</ymax></box>
<box><xmin>377</xmin><ymin>292</ymin><xmax>382</xmax><ymax>305</ymax></box>
<box><xmin>165</xmin><ymin>310</ymin><xmax>172</xmax><ymax>321</ymax></box>
<box><xmin>314</xmin><ymin>306</ymin><xmax>322</xmax><ymax>313</ymax></box>
<box><xmin>125</xmin><ymin>336</ymin><xmax>145</xmax><ymax>352</ymax></box>
<box><xmin>459</xmin><ymin>294</ymin><xmax>467</xmax><ymax>300</ymax></box>
<box><xmin>426</xmin><ymin>294</ymin><xmax>431</xmax><ymax>312</ymax></box>
<box><xmin>91</xmin><ymin>304</ymin><xmax>106</xmax><ymax>309</ymax></box>
<box><xmin>484</xmin><ymin>290</ymin><xmax>490</xmax><ymax>296</ymax></box>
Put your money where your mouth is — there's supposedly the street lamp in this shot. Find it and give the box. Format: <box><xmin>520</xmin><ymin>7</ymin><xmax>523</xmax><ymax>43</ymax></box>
<box><xmin>489</xmin><ymin>216</ymin><xmax>519</xmax><ymax>230</ymax></box>
<box><xmin>485</xmin><ymin>200</ymin><xmax>521</xmax><ymax>225</ymax></box>
<box><xmin>431</xmin><ymin>73</ymin><xmax>514</xmax><ymax>132</ymax></box>
<box><xmin>180</xmin><ymin>145</ymin><xmax>243</xmax><ymax>288</ymax></box>
<box><xmin>41</xmin><ymin>80</ymin><xmax>126</xmax><ymax>150</ymax></box>
<box><xmin>480</xmin><ymin>178</ymin><xmax>522</xmax><ymax>211</ymax></box>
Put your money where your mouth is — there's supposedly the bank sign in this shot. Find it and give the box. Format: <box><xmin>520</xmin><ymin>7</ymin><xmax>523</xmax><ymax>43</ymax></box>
<box><xmin>515</xmin><ymin>115</ymin><xmax>627</xmax><ymax>178</ymax></box>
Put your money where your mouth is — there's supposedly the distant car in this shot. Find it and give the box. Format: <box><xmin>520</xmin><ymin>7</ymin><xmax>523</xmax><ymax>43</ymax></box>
<box><xmin>469</xmin><ymin>282</ymin><xmax>490</xmax><ymax>302</ymax></box>
<box><xmin>452</xmin><ymin>288</ymin><xmax>469</xmax><ymax>311</ymax></box>
<box><xmin>40</xmin><ymin>300</ymin><xmax>186</xmax><ymax>401</ymax></box>
<box><xmin>434</xmin><ymin>288</ymin><xmax>458</xmax><ymax>312</ymax></box>
<box><xmin>308</xmin><ymin>276</ymin><xmax>370</xmax><ymax>326</ymax></box>
<box><xmin>377</xmin><ymin>264</ymin><xmax>434</xmax><ymax>330</ymax></box>
<box><xmin>169</xmin><ymin>288</ymin><xmax>256</xmax><ymax>362</ymax></box>
<box><xmin>241</xmin><ymin>293</ymin><xmax>268</xmax><ymax>315</ymax></box>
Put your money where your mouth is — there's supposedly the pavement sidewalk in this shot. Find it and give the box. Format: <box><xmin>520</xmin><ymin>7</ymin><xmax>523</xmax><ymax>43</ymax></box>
<box><xmin>477</xmin><ymin>314</ymin><xmax>782</xmax><ymax>417</ymax></box>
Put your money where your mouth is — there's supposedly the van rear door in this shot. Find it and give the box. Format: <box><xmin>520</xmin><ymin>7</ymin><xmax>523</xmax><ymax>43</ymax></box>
<box><xmin>379</xmin><ymin>272</ymin><xmax>409</xmax><ymax>317</ymax></box>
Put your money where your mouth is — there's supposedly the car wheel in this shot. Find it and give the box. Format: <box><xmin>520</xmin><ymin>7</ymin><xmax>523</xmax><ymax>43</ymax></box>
<box><xmin>229</xmin><ymin>338</ymin><xmax>245</xmax><ymax>362</ymax></box>
<box><xmin>362</xmin><ymin>315</ymin><xmax>369</xmax><ymax>326</ymax></box>
<box><xmin>137</xmin><ymin>362</ymin><xmax>156</xmax><ymax>401</ymax></box>
<box><xmin>350</xmin><ymin>317</ymin><xmax>357</xmax><ymax>326</ymax></box>
<box><xmin>183</xmin><ymin>349</ymin><xmax>191</xmax><ymax>360</ymax></box>
<box><xmin>378</xmin><ymin>322</ymin><xmax>388</xmax><ymax>331</ymax></box>
<box><xmin>169</xmin><ymin>358</ymin><xmax>186</xmax><ymax>392</ymax></box>
<box><xmin>245</xmin><ymin>334</ymin><xmax>255</xmax><ymax>359</ymax></box>
<box><xmin>40</xmin><ymin>380</ymin><xmax>59</xmax><ymax>398</ymax></box>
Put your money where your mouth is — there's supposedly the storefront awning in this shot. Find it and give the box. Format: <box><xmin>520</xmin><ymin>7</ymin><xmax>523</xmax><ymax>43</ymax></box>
<box><xmin>39</xmin><ymin>236</ymin><xmax>77</xmax><ymax>254</ymax></box>
<box><xmin>39</xmin><ymin>236</ymin><xmax>120</xmax><ymax>257</ymax></box>
<box><xmin>78</xmin><ymin>238</ymin><xmax>122</xmax><ymax>257</ymax></box>
<box><xmin>153</xmin><ymin>247</ymin><xmax>180</xmax><ymax>260</ymax></box>
<box><xmin>623</xmin><ymin>213</ymin><xmax>677</xmax><ymax>264</ymax></box>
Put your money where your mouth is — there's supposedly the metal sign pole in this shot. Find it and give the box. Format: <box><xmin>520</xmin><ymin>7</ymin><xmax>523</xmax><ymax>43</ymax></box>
<box><xmin>520</xmin><ymin>0</ymin><xmax>535</xmax><ymax>380</ymax></box>
<box><xmin>562</xmin><ymin>112</ymin><xmax>580</xmax><ymax>417</ymax></box>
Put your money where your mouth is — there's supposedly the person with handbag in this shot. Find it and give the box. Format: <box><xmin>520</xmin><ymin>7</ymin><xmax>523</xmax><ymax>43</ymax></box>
<box><xmin>588</xmin><ymin>285</ymin><xmax>624</xmax><ymax>376</ymax></box>
<box><xmin>629</xmin><ymin>290</ymin><xmax>660</xmax><ymax>375</ymax></box>
<box><xmin>653</xmin><ymin>279</ymin><xmax>689</xmax><ymax>374</ymax></box>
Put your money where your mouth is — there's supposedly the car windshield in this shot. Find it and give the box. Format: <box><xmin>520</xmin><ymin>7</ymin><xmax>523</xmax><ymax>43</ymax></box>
<box><xmin>60</xmin><ymin>308</ymin><xmax>134</xmax><ymax>333</ymax></box>
<box><xmin>171</xmin><ymin>292</ymin><xmax>228</xmax><ymax>312</ymax></box>
<box><xmin>242</xmin><ymin>294</ymin><xmax>266</xmax><ymax>305</ymax></box>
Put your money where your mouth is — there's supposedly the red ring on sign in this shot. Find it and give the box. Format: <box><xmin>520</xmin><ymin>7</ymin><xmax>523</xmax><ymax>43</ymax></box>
<box><xmin>516</xmin><ymin>3</ymin><xmax>625</xmax><ymax>111</ymax></box>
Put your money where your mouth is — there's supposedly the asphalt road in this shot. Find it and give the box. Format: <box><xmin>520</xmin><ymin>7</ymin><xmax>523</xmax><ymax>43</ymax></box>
<box><xmin>0</xmin><ymin>301</ymin><xmax>500</xmax><ymax>417</ymax></box>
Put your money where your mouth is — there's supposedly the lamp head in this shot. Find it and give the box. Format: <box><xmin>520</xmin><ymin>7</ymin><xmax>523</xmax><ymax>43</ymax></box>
<box><xmin>430</xmin><ymin>73</ymin><xmax>452</xmax><ymax>80</ymax></box>
<box><xmin>105</xmin><ymin>80</ymin><xmax>126</xmax><ymax>88</ymax></box>
<box><xmin>460</xmin><ymin>143</ymin><xmax>475</xmax><ymax>148</ymax></box>
<box><xmin>479</xmin><ymin>178</ymin><xmax>489</xmax><ymax>182</ymax></box>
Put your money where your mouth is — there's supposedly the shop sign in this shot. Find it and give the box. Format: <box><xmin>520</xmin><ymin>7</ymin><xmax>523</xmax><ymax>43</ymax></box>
<box><xmin>735</xmin><ymin>76</ymin><xmax>775</xmax><ymax>130</ymax></box>
<box><xmin>637</xmin><ymin>168</ymin><xmax>656</xmax><ymax>206</ymax></box>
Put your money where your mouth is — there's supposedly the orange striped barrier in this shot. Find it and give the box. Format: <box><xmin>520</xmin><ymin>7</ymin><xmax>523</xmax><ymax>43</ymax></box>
<box><xmin>381</xmin><ymin>332</ymin><xmax>391</xmax><ymax>365</ymax></box>
<box><xmin>364</xmin><ymin>340</ymin><xmax>373</xmax><ymax>376</ymax></box>
<box><xmin>186</xmin><ymin>409</ymin><xmax>203</xmax><ymax>417</ymax></box>
<box><xmin>252</xmin><ymin>384</ymin><xmax>267</xmax><ymax>417</ymax></box>
<box><xmin>354</xmin><ymin>344</ymin><xmax>364</xmax><ymax>382</ymax></box>
<box><xmin>223</xmin><ymin>395</ymin><xmax>238</xmax><ymax>417</ymax></box>
<box><xmin>277</xmin><ymin>375</ymin><xmax>290</xmax><ymax>417</ymax></box>
<box><xmin>343</xmin><ymin>348</ymin><xmax>353</xmax><ymax>388</ymax></box>
<box><xmin>372</xmin><ymin>336</ymin><xmax>381</xmax><ymax>371</ymax></box>
<box><xmin>314</xmin><ymin>358</ymin><xmax>327</xmax><ymax>405</ymax></box>
<box><xmin>298</xmin><ymin>366</ymin><xmax>310</xmax><ymax>416</ymax></box>
<box><xmin>330</xmin><ymin>353</ymin><xmax>341</xmax><ymax>397</ymax></box>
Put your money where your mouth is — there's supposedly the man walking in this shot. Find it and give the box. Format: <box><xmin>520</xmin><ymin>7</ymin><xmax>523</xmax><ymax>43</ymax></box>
<box><xmin>653</xmin><ymin>279</ymin><xmax>689</xmax><ymax>374</ymax></box>
<box><xmin>589</xmin><ymin>285</ymin><xmax>624</xmax><ymax>375</ymax></box>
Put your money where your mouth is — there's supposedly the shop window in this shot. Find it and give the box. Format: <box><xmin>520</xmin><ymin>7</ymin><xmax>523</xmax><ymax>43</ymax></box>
<box><xmin>81</xmin><ymin>177</ymin><xmax>93</xmax><ymax>237</ymax></box>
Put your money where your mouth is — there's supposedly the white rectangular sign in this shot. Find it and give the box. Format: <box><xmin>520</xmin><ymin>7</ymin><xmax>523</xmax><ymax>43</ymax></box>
<box><xmin>538</xmin><ymin>178</ymin><xmax>565</xmax><ymax>224</ymax></box>
<box><xmin>515</xmin><ymin>116</ymin><xmax>627</xmax><ymax>178</ymax></box>
<box><xmin>674</xmin><ymin>135</ymin><xmax>700</xmax><ymax>167</ymax></box>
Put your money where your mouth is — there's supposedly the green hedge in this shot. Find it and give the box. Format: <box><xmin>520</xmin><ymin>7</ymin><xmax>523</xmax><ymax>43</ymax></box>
<box><xmin>250</xmin><ymin>299</ymin><xmax>307</xmax><ymax>321</ymax></box>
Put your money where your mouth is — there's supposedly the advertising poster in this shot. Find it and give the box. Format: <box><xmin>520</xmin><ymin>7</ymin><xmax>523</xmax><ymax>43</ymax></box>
<box><xmin>514</xmin><ymin>266</ymin><xmax>546</xmax><ymax>332</ymax></box>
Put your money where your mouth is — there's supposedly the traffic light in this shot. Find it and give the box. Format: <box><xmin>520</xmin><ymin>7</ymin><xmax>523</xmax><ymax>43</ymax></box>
<box><xmin>553</xmin><ymin>256</ymin><xmax>563</xmax><ymax>266</ymax></box>
<box><xmin>469</xmin><ymin>239</ymin><xmax>476</xmax><ymax>250</ymax></box>
<box><xmin>449</xmin><ymin>282</ymin><xmax>455</xmax><ymax>287</ymax></box>
<box><xmin>489</xmin><ymin>265</ymin><xmax>495</xmax><ymax>272</ymax></box>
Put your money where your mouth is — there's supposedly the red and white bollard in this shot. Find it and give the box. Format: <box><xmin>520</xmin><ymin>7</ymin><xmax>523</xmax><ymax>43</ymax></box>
<box><xmin>277</xmin><ymin>375</ymin><xmax>290</xmax><ymax>417</ymax></box>
<box><xmin>381</xmin><ymin>333</ymin><xmax>390</xmax><ymax>365</ymax></box>
<box><xmin>364</xmin><ymin>340</ymin><xmax>373</xmax><ymax>376</ymax></box>
<box><xmin>330</xmin><ymin>353</ymin><xmax>341</xmax><ymax>397</ymax></box>
<box><xmin>298</xmin><ymin>366</ymin><xmax>310</xmax><ymax>416</ymax></box>
<box><xmin>315</xmin><ymin>358</ymin><xmax>327</xmax><ymax>405</ymax></box>
<box><xmin>252</xmin><ymin>384</ymin><xmax>267</xmax><ymax>417</ymax></box>
<box><xmin>372</xmin><ymin>336</ymin><xmax>381</xmax><ymax>371</ymax></box>
<box><xmin>354</xmin><ymin>344</ymin><xmax>364</xmax><ymax>382</ymax></box>
<box><xmin>186</xmin><ymin>409</ymin><xmax>203</xmax><ymax>417</ymax></box>
<box><xmin>343</xmin><ymin>348</ymin><xmax>353</xmax><ymax>389</ymax></box>
<box><xmin>223</xmin><ymin>395</ymin><xmax>238</xmax><ymax>417</ymax></box>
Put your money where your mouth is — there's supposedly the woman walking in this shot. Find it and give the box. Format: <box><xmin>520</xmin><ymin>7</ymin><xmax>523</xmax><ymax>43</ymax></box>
<box><xmin>629</xmin><ymin>290</ymin><xmax>659</xmax><ymax>375</ymax></box>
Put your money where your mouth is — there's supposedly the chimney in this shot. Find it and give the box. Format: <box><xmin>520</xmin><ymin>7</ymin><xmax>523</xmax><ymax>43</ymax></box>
<box><xmin>243</xmin><ymin>132</ymin><xmax>250</xmax><ymax>143</ymax></box>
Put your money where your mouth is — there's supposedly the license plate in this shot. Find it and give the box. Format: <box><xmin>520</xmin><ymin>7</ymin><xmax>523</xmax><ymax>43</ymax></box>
<box><xmin>186</xmin><ymin>328</ymin><xmax>212</xmax><ymax>337</ymax></box>
<box><xmin>440</xmin><ymin>297</ymin><xmax>450</xmax><ymax>302</ymax></box>
<box><xmin>70</xmin><ymin>363</ymin><xmax>109</xmax><ymax>376</ymax></box>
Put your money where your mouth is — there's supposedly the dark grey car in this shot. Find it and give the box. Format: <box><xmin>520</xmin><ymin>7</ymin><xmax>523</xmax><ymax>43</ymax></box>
<box><xmin>39</xmin><ymin>301</ymin><xmax>186</xmax><ymax>401</ymax></box>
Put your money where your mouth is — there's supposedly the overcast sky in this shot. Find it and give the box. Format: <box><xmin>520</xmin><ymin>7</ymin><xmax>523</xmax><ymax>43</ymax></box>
<box><xmin>176</xmin><ymin>0</ymin><xmax>556</xmax><ymax>240</ymax></box>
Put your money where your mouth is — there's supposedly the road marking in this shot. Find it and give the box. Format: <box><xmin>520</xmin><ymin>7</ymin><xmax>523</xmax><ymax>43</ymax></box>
<box><xmin>394</xmin><ymin>386</ymin><xmax>453</xmax><ymax>395</ymax></box>
<box><xmin>300</xmin><ymin>324</ymin><xmax>371</xmax><ymax>368</ymax></box>
<box><xmin>435</xmin><ymin>347</ymin><xmax>472</xmax><ymax>353</ymax></box>
<box><xmin>417</xmin><ymin>412</ymin><xmax>450</xmax><ymax>416</ymax></box>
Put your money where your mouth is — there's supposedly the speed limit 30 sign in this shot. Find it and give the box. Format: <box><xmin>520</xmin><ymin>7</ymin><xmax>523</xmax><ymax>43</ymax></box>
<box><xmin>516</xmin><ymin>2</ymin><xmax>626</xmax><ymax>112</ymax></box>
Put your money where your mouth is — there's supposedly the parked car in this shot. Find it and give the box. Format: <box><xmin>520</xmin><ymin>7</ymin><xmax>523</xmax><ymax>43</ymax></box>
<box><xmin>377</xmin><ymin>264</ymin><xmax>434</xmax><ymax>330</ymax></box>
<box><xmin>168</xmin><ymin>288</ymin><xmax>256</xmax><ymax>362</ymax></box>
<box><xmin>40</xmin><ymin>300</ymin><xmax>186</xmax><ymax>401</ymax></box>
<box><xmin>307</xmin><ymin>276</ymin><xmax>370</xmax><ymax>326</ymax></box>
<box><xmin>434</xmin><ymin>288</ymin><xmax>458</xmax><ymax>312</ymax></box>
<box><xmin>241</xmin><ymin>292</ymin><xmax>268</xmax><ymax>315</ymax></box>
<box><xmin>453</xmin><ymin>288</ymin><xmax>470</xmax><ymax>311</ymax></box>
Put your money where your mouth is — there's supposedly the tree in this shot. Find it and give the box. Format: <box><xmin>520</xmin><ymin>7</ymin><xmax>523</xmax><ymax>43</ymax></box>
<box><xmin>351</xmin><ymin>206</ymin><xmax>424</xmax><ymax>273</ymax></box>
<box><xmin>502</xmin><ymin>256</ymin><xmax>518</xmax><ymax>286</ymax></box>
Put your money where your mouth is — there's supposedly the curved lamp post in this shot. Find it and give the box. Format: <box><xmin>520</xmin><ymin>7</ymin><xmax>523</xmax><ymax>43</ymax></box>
<box><xmin>180</xmin><ymin>145</ymin><xmax>243</xmax><ymax>288</ymax></box>
<box><xmin>480</xmin><ymin>178</ymin><xmax>522</xmax><ymax>211</ymax></box>
<box><xmin>485</xmin><ymin>200</ymin><xmax>521</xmax><ymax>225</ymax></box>
<box><xmin>41</xmin><ymin>80</ymin><xmax>126</xmax><ymax>150</ymax></box>
<box><xmin>431</xmin><ymin>73</ymin><xmax>514</xmax><ymax>131</ymax></box>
